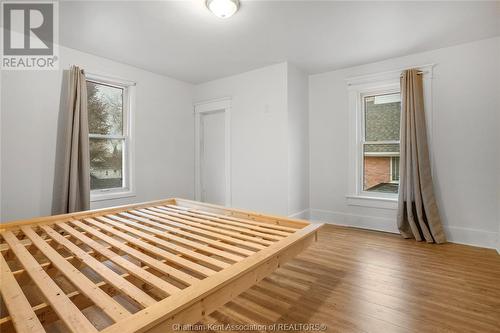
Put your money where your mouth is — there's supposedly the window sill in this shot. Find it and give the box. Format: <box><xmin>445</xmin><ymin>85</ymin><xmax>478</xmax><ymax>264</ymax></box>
<box><xmin>346</xmin><ymin>195</ymin><xmax>398</xmax><ymax>210</ymax></box>
<box><xmin>91</xmin><ymin>190</ymin><xmax>136</xmax><ymax>202</ymax></box>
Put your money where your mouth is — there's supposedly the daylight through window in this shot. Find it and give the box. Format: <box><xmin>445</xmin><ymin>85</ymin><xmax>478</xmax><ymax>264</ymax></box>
<box><xmin>87</xmin><ymin>79</ymin><xmax>130</xmax><ymax>195</ymax></box>
<box><xmin>362</xmin><ymin>92</ymin><xmax>401</xmax><ymax>194</ymax></box>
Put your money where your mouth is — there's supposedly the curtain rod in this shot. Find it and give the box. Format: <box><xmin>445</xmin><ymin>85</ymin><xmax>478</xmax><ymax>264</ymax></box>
<box><xmin>346</xmin><ymin>64</ymin><xmax>434</xmax><ymax>85</ymax></box>
<box><xmin>400</xmin><ymin>70</ymin><xmax>427</xmax><ymax>77</ymax></box>
<box><xmin>399</xmin><ymin>64</ymin><xmax>434</xmax><ymax>77</ymax></box>
<box><xmin>83</xmin><ymin>69</ymin><xmax>137</xmax><ymax>86</ymax></box>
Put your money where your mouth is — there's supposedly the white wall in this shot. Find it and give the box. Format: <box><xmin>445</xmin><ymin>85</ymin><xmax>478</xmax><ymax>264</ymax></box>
<box><xmin>194</xmin><ymin>62</ymin><xmax>310</xmax><ymax>217</ymax></box>
<box><xmin>1</xmin><ymin>46</ymin><xmax>194</xmax><ymax>222</ymax></box>
<box><xmin>287</xmin><ymin>63</ymin><xmax>309</xmax><ymax>218</ymax></box>
<box><xmin>194</xmin><ymin>63</ymin><xmax>289</xmax><ymax>216</ymax></box>
<box><xmin>309</xmin><ymin>37</ymin><xmax>500</xmax><ymax>249</ymax></box>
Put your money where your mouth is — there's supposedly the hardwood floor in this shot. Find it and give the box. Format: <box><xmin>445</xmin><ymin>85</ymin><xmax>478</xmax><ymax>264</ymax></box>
<box><xmin>193</xmin><ymin>225</ymin><xmax>500</xmax><ymax>333</ymax></box>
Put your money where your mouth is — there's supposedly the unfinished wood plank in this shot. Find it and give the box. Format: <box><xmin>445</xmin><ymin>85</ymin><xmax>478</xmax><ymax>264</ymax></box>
<box><xmin>119</xmin><ymin>211</ymin><xmax>252</xmax><ymax>258</ymax></box>
<box><xmin>40</xmin><ymin>225</ymin><xmax>157</xmax><ymax>308</ymax></box>
<box><xmin>152</xmin><ymin>206</ymin><xmax>283</xmax><ymax>242</ymax></box>
<box><xmin>0</xmin><ymin>236</ymin><xmax>59</xmax><ymax>253</ymax></box>
<box><xmin>167</xmin><ymin>204</ymin><xmax>298</xmax><ymax>233</ymax></box>
<box><xmin>138</xmin><ymin>208</ymin><xmax>268</xmax><ymax>250</ymax></box>
<box><xmin>57</xmin><ymin>223</ymin><xmax>181</xmax><ymax>297</ymax></box>
<box><xmin>71</xmin><ymin>219</ymin><xmax>198</xmax><ymax>286</ymax></box>
<box><xmin>128</xmin><ymin>210</ymin><xmax>259</xmax><ymax>255</ymax></box>
<box><xmin>0</xmin><ymin>252</ymin><xmax>46</xmax><ymax>333</ymax></box>
<box><xmin>2</xmin><ymin>271</ymin><xmax>109</xmax><ymax>332</ymax></box>
<box><xmin>56</xmin><ymin>222</ymin><xmax>179</xmax><ymax>296</ymax></box>
<box><xmin>2</xmin><ymin>265</ymin><xmax>137</xmax><ymax>333</ymax></box>
<box><xmin>0</xmin><ymin>242</ymin><xmax>136</xmax><ymax>332</ymax></box>
<box><xmin>103</xmin><ymin>214</ymin><xmax>231</xmax><ymax>269</ymax></box>
<box><xmin>0</xmin><ymin>199</ymin><xmax>177</xmax><ymax>233</ymax></box>
<box><xmin>2</xmin><ymin>230</ymin><xmax>98</xmax><ymax>333</ymax></box>
<box><xmin>173</xmin><ymin>198</ymin><xmax>309</xmax><ymax>229</ymax></box>
<box><xmin>20</xmin><ymin>226</ymin><xmax>130</xmax><ymax>322</ymax></box>
<box><xmin>86</xmin><ymin>217</ymin><xmax>216</xmax><ymax>278</ymax></box>
<box><xmin>160</xmin><ymin>207</ymin><xmax>289</xmax><ymax>239</ymax></box>
<box><xmin>163</xmin><ymin>205</ymin><xmax>292</xmax><ymax>237</ymax></box>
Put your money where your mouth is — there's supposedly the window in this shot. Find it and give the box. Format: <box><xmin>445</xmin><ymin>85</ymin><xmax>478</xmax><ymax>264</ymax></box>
<box><xmin>87</xmin><ymin>75</ymin><xmax>134</xmax><ymax>201</ymax></box>
<box><xmin>346</xmin><ymin>65</ymin><xmax>432</xmax><ymax>208</ymax></box>
<box><xmin>391</xmin><ymin>156</ymin><xmax>400</xmax><ymax>182</ymax></box>
<box><xmin>362</xmin><ymin>92</ymin><xmax>401</xmax><ymax>194</ymax></box>
<box><xmin>347</xmin><ymin>75</ymin><xmax>401</xmax><ymax>206</ymax></box>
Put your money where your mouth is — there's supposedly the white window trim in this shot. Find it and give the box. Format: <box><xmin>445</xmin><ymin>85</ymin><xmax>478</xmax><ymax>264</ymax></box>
<box><xmin>86</xmin><ymin>72</ymin><xmax>136</xmax><ymax>202</ymax></box>
<box><xmin>346</xmin><ymin>64</ymin><xmax>434</xmax><ymax>210</ymax></box>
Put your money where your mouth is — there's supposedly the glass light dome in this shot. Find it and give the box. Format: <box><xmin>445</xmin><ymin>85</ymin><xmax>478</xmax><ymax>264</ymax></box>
<box><xmin>206</xmin><ymin>0</ymin><xmax>240</xmax><ymax>19</ymax></box>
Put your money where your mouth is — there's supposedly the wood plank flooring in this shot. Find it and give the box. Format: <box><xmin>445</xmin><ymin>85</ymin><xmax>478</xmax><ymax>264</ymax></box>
<box><xmin>191</xmin><ymin>225</ymin><xmax>500</xmax><ymax>333</ymax></box>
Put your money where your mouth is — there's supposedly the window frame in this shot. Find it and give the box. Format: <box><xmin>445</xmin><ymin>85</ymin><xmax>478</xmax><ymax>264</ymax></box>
<box><xmin>359</xmin><ymin>88</ymin><xmax>401</xmax><ymax>199</ymax></box>
<box><xmin>86</xmin><ymin>73</ymin><xmax>136</xmax><ymax>202</ymax></box>
<box><xmin>346</xmin><ymin>65</ymin><xmax>434</xmax><ymax>210</ymax></box>
<box><xmin>390</xmin><ymin>156</ymin><xmax>400</xmax><ymax>183</ymax></box>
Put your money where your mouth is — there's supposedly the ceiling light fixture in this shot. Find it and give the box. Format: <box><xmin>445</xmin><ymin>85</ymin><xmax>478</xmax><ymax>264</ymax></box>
<box><xmin>206</xmin><ymin>0</ymin><xmax>240</xmax><ymax>19</ymax></box>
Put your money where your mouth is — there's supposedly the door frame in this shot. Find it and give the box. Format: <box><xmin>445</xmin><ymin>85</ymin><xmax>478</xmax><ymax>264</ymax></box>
<box><xmin>194</xmin><ymin>97</ymin><xmax>232</xmax><ymax>206</ymax></box>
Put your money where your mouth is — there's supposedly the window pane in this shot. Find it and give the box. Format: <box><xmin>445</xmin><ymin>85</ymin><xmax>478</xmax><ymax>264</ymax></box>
<box><xmin>90</xmin><ymin>138</ymin><xmax>123</xmax><ymax>190</ymax></box>
<box><xmin>364</xmin><ymin>93</ymin><xmax>401</xmax><ymax>141</ymax></box>
<box><xmin>87</xmin><ymin>81</ymin><xmax>123</xmax><ymax>135</ymax></box>
<box><xmin>363</xmin><ymin>145</ymin><xmax>399</xmax><ymax>194</ymax></box>
<box><xmin>391</xmin><ymin>156</ymin><xmax>400</xmax><ymax>182</ymax></box>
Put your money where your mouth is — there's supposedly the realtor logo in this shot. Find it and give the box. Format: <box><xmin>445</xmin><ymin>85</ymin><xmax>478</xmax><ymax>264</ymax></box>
<box><xmin>1</xmin><ymin>1</ymin><xmax>59</xmax><ymax>70</ymax></box>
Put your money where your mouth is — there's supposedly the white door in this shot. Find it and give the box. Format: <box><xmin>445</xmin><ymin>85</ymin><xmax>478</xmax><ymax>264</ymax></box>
<box><xmin>200</xmin><ymin>110</ymin><xmax>226</xmax><ymax>205</ymax></box>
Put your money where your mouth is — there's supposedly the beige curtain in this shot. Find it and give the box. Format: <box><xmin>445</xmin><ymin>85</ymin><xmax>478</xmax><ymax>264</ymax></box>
<box><xmin>59</xmin><ymin>65</ymin><xmax>90</xmax><ymax>213</ymax></box>
<box><xmin>397</xmin><ymin>69</ymin><xmax>446</xmax><ymax>243</ymax></box>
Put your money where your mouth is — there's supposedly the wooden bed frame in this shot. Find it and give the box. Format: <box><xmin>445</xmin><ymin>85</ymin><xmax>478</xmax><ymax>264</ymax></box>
<box><xmin>0</xmin><ymin>198</ymin><xmax>322</xmax><ymax>333</ymax></box>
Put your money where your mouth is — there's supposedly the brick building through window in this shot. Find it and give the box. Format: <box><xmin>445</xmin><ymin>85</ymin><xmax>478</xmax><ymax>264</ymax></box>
<box><xmin>362</xmin><ymin>93</ymin><xmax>400</xmax><ymax>194</ymax></box>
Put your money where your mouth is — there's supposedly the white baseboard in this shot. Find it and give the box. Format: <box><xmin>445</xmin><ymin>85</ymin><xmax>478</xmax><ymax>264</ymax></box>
<box><xmin>288</xmin><ymin>209</ymin><xmax>310</xmax><ymax>220</ymax></box>
<box><xmin>308</xmin><ymin>208</ymin><xmax>499</xmax><ymax>252</ymax></box>
<box><xmin>443</xmin><ymin>225</ymin><xmax>499</xmax><ymax>252</ymax></box>
<box><xmin>309</xmin><ymin>208</ymin><xmax>398</xmax><ymax>233</ymax></box>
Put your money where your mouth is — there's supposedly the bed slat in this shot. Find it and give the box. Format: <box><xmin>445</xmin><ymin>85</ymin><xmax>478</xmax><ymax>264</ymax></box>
<box><xmin>138</xmin><ymin>208</ymin><xmax>268</xmax><ymax>250</ymax></box>
<box><xmin>0</xmin><ymin>252</ymin><xmax>46</xmax><ymax>333</ymax></box>
<box><xmin>128</xmin><ymin>210</ymin><xmax>258</xmax><ymax>255</ymax></box>
<box><xmin>72</xmin><ymin>219</ymin><xmax>197</xmax><ymax>286</ymax></box>
<box><xmin>103</xmin><ymin>214</ymin><xmax>231</xmax><ymax>269</ymax></box>
<box><xmin>117</xmin><ymin>212</ymin><xmax>247</xmax><ymax>261</ymax></box>
<box><xmin>2</xmin><ymin>230</ymin><xmax>99</xmax><ymax>333</ymax></box>
<box><xmin>150</xmin><ymin>207</ymin><xmax>278</xmax><ymax>244</ymax></box>
<box><xmin>86</xmin><ymin>217</ymin><xmax>216</xmax><ymax>278</ymax></box>
<box><xmin>160</xmin><ymin>205</ymin><xmax>292</xmax><ymax>237</ymax></box>
<box><xmin>40</xmin><ymin>225</ymin><xmax>157</xmax><ymax>308</ymax></box>
<box><xmin>56</xmin><ymin>222</ymin><xmax>177</xmax><ymax>297</ymax></box>
<box><xmin>20</xmin><ymin>226</ymin><xmax>130</xmax><ymax>322</ymax></box>
<box><xmin>166</xmin><ymin>204</ymin><xmax>298</xmax><ymax>232</ymax></box>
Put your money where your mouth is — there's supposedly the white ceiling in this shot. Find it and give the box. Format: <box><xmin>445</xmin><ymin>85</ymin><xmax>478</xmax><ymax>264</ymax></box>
<box><xmin>60</xmin><ymin>1</ymin><xmax>500</xmax><ymax>84</ymax></box>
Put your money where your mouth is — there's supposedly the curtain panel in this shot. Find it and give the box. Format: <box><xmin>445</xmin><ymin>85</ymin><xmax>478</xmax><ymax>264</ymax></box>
<box><xmin>397</xmin><ymin>69</ymin><xmax>446</xmax><ymax>243</ymax></box>
<box><xmin>59</xmin><ymin>65</ymin><xmax>91</xmax><ymax>213</ymax></box>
